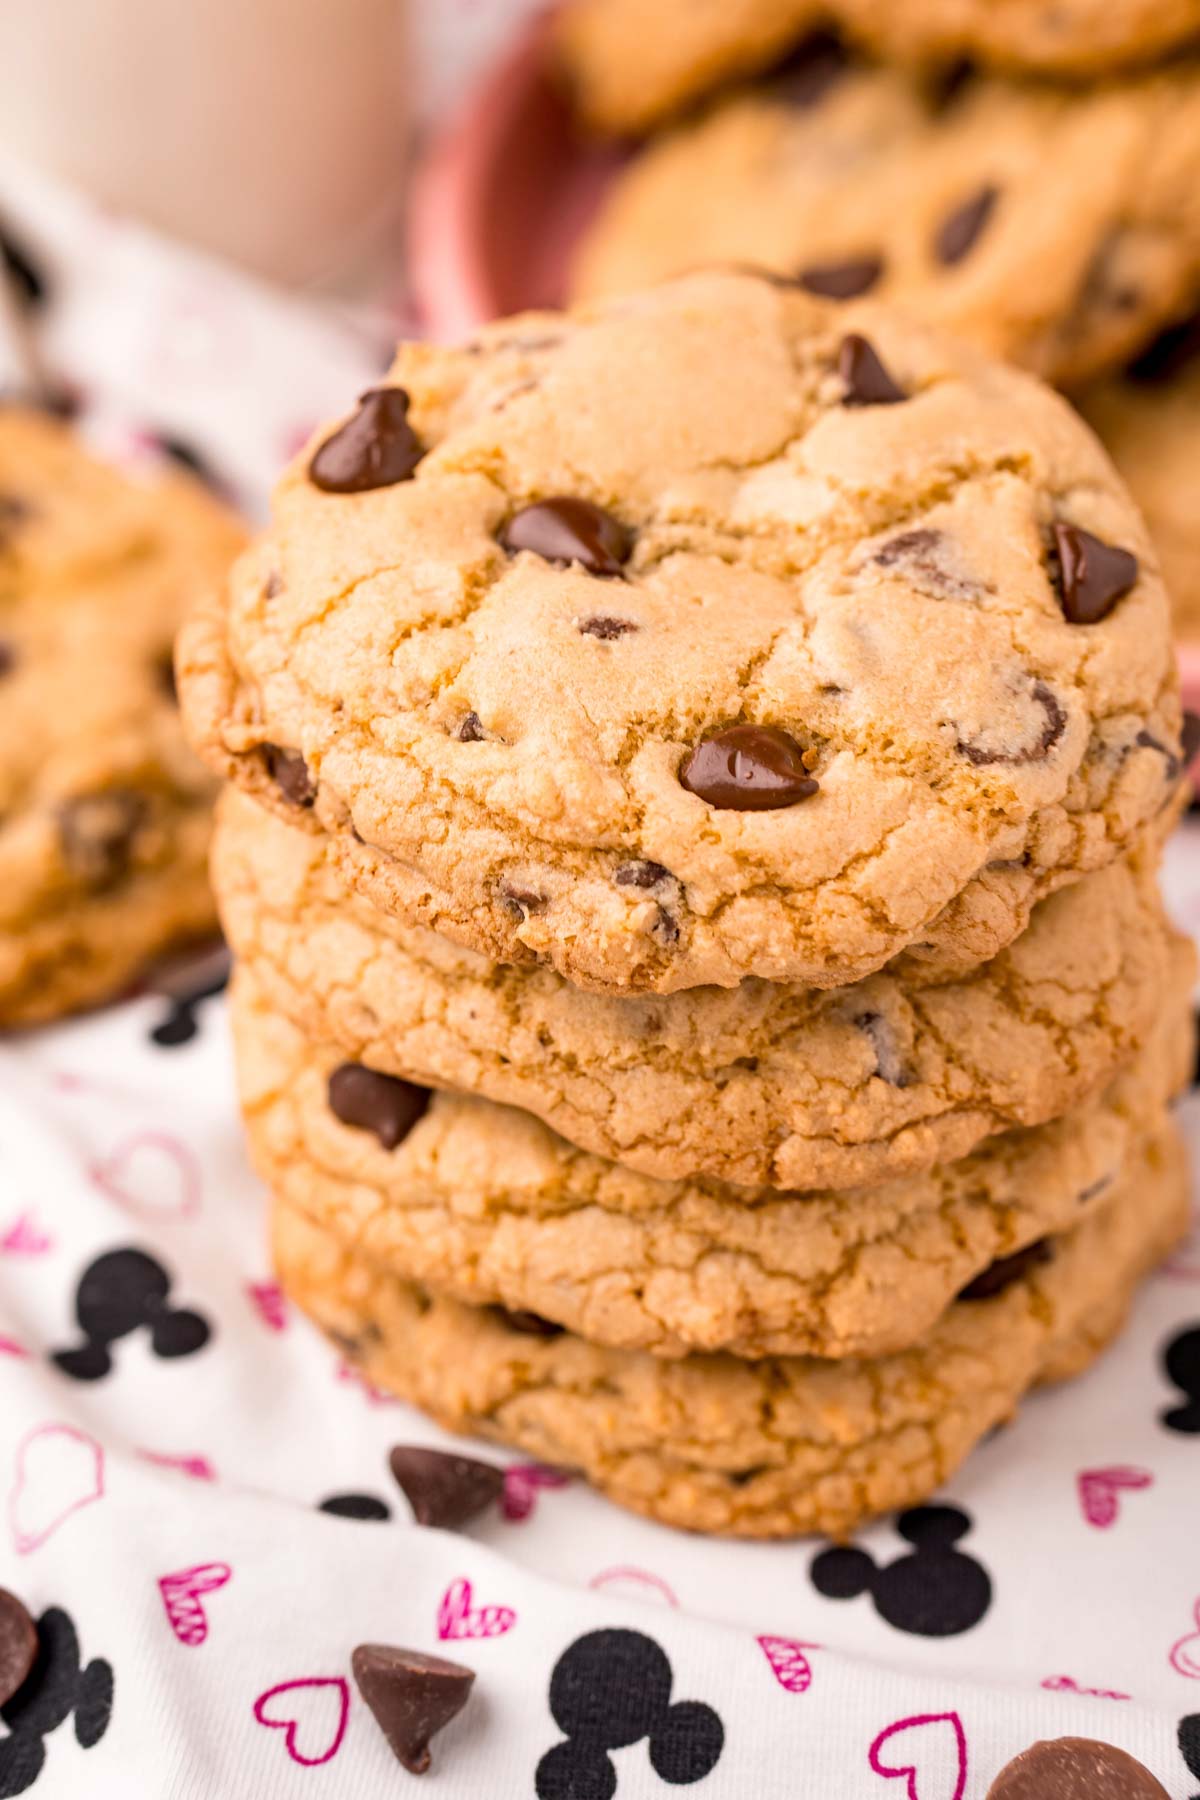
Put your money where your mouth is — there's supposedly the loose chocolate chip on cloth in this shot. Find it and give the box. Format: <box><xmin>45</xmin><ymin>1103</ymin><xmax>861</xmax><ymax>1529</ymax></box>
<box><xmin>387</xmin><ymin>1446</ymin><xmax>504</xmax><ymax>1530</ymax></box>
<box><xmin>351</xmin><ymin>1644</ymin><xmax>474</xmax><ymax>1774</ymax></box>
<box><xmin>177</xmin><ymin>271</ymin><xmax>1180</xmax><ymax>997</ymax></box>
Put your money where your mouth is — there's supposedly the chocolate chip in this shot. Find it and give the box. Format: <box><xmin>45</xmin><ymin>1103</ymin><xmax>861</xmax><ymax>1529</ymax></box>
<box><xmin>1050</xmin><ymin>523</ymin><xmax>1138</xmax><ymax>625</ymax></box>
<box><xmin>871</xmin><ymin>527</ymin><xmax>984</xmax><ymax>600</ymax></box>
<box><xmin>959</xmin><ymin>1239</ymin><xmax>1052</xmax><ymax>1302</ymax></box>
<box><xmin>934</xmin><ymin>184</ymin><xmax>999</xmax><ymax>266</ymax></box>
<box><xmin>679</xmin><ymin>725</ymin><xmax>818</xmax><ymax>812</ymax></box>
<box><xmin>653</xmin><ymin>905</ymin><xmax>680</xmax><ymax>944</ymax></box>
<box><xmin>853</xmin><ymin>1011</ymin><xmax>909</xmax><ymax>1086</ymax></box>
<box><xmin>455</xmin><ymin>712</ymin><xmax>485</xmax><ymax>742</ymax></box>
<box><xmin>263</xmin><ymin>571</ymin><xmax>283</xmax><ymax>599</ymax></box>
<box><xmin>388</xmin><ymin>1445</ymin><xmax>504</xmax><ymax>1530</ymax></box>
<box><xmin>503</xmin><ymin>1308</ymin><xmax>564</xmax><ymax>1337</ymax></box>
<box><xmin>327</xmin><ymin>1063</ymin><xmax>431</xmax><ymax>1150</ymax></box>
<box><xmin>838</xmin><ymin>334</ymin><xmax>907</xmax><ymax>406</ymax></box>
<box><xmin>0</xmin><ymin>1589</ymin><xmax>37</xmax><ymax>1707</ymax></box>
<box><xmin>957</xmin><ymin>679</ymin><xmax>1066</xmax><ymax>766</ymax></box>
<box><xmin>58</xmin><ymin>790</ymin><xmax>146</xmax><ymax>888</ymax></box>
<box><xmin>0</xmin><ymin>217</ymin><xmax>47</xmax><ymax>309</ymax></box>
<box><xmin>1183</xmin><ymin>711</ymin><xmax>1200</xmax><ymax>765</ymax></box>
<box><xmin>352</xmin><ymin>1644</ymin><xmax>475</xmax><ymax>1776</ymax></box>
<box><xmin>986</xmin><ymin>1737</ymin><xmax>1170</xmax><ymax>1800</ymax></box>
<box><xmin>156</xmin><ymin>650</ymin><xmax>177</xmax><ymax>701</ymax></box>
<box><xmin>309</xmin><ymin>387</ymin><xmax>424</xmax><ymax>493</ymax></box>
<box><xmin>771</xmin><ymin>32</ymin><xmax>847</xmax><ymax>109</ymax></box>
<box><xmin>499</xmin><ymin>883</ymin><xmax>547</xmax><ymax>919</ymax></box>
<box><xmin>1135</xmin><ymin>728</ymin><xmax>1181</xmax><ymax>781</ymax></box>
<box><xmin>615</xmin><ymin>859</ymin><xmax>672</xmax><ymax>888</ymax></box>
<box><xmin>263</xmin><ymin>744</ymin><xmax>316</xmax><ymax>807</ymax></box>
<box><xmin>577</xmin><ymin>615</ymin><xmax>637</xmax><ymax>639</ymax></box>
<box><xmin>1126</xmin><ymin>311</ymin><xmax>1200</xmax><ymax>384</ymax></box>
<box><xmin>500</xmin><ymin>497</ymin><xmax>632</xmax><ymax>577</ymax></box>
<box><xmin>0</xmin><ymin>640</ymin><xmax>14</xmax><ymax>678</ymax></box>
<box><xmin>798</xmin><ymin>256</ymin><xmax>884</xmax><ymax>300</ymax></box>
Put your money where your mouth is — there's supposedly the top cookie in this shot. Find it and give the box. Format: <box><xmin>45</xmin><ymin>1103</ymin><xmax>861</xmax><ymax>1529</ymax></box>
<box><xmin>572</xmin><ymin>54</ymin><xmax>1200</xmax><ymax>388</ymax></box>
<box><xmin>832</xmin><ymin>0</ymin><xmax>1200</xmax><ymax>80</ymax></box>
<box><xmin>178</xmin><ymin>271</ymin><xmax>1181</xmax><ymax>996</ymax></box>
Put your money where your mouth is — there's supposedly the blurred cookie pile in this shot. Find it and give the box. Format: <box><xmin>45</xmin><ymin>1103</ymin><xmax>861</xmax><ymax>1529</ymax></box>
<box><xmin>0</xmin><ymin>408</ymin><xmax>244</xmax><ymax>1025</ymax></box>
<box><xmin>179</xmin><ymin>268</ymin><xmax>1192</xmax><ymax>1536</ymax></box>
<box><xmin>557</xmin><ymin>0</ymin><xmax>1200</xmax><ymax>637</ymax></box>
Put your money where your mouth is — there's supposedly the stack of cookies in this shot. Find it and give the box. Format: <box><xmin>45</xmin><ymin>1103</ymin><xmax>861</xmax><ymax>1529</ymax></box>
<box><xmin>179</xmin><ymin>271</ymin><xmax>1191</xmax><ymax>1537</ymax></box>
<box><xmin>558</xmin><ymin>0</ymin><xmax>1200</xmax><ymax>632</ymax></box>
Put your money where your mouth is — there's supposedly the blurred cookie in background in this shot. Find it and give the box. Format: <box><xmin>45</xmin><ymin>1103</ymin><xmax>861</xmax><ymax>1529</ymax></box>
<box><xmin>831</xmin><ymin>0</ymin><xmax>1200</xmax><ymax>80</ymax></box>
<box><xmin>1080</xmin><ymin>312</ymin><xmax>1200</xmax><ymax>641</ymax></box>
<box><xmin>572</xmin><ymin>48</ymin><xmax>1200</xmax><ymax>387</ymax></box>
<box><xmin>0</xmin><ymin>406</ymin><xmax>245</xmax><ymax>1026</ymax></box>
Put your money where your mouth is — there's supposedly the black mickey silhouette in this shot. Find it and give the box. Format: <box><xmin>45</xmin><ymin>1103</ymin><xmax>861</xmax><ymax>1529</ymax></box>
<box><xmin>1161</xmin><ymin>1325</ymin><xmax>1200</xmax><ymax>1433</ymax></box>
<box><xmin>317</xmin><ymin>1493</ymin><xmax>392</xmax><ymax>1522</ymax></box>
<box><xmin>1180</xmin><ymin>1714</ymin><xmax>1200</xmax><ymax>1799</ymax></box>
<box><xmin>810</xmin><ymin>1504</ymin><xmax>993</xmax><ymax>1637</ymax></box>
<box><xmin>535</xmin><ymin>1630</ymin><xmax>724</xmax><ymax>1799</ymax></box>
<box><xmin>51</xmin><ymin>1249</ymin><xmax>211</xmax><ymax>1381</ymax></box>
<box><xmin>148</xmin><ymin>944</ymin><xmax>231</xmax><ymax>1048</ymax></box>
<box><xmin>0</xmin><ymin>1606</ymin><xmax>113</xmax><ymax>1797</ymax></box>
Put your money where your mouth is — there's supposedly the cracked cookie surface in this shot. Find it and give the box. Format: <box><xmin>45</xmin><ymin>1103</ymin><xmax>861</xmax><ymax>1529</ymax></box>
<box><xmin>830</xmin><ymin>0</ymin><xmax>1200</xmax><ymax>80</ymax></box>
<box><xmin>573</xmin><ymin>65</ymin><xmax>1200</xmax><ymax>389</ymax></box>
<box><xmin>1080</xmin><ymin>313</ymin><xmax>1200</xmax><ymax>640</ymax></box>
<box><xmin>271</xmin><ymin>1115</ymin><xmax>1188</xmax><ymax>1537</ymax></box>
<box><xmin>178</xmin><ymin>272</ymin><xmax>1180</xmax><ymax>995</ymax></box>
<box><xmin>0</xmin><ymin>408</ymin><xmax>245</xmax><ymax>1025</ymax></box>
<box><xmin>217</xmin><ymin>790</ymin><xmax>1181</xmax><ymax>1191</ymax></box>
<box><xmin>234</xmin><ymin>963</ymin><xmax>1191</xmax><ymax>1361</ymax></box>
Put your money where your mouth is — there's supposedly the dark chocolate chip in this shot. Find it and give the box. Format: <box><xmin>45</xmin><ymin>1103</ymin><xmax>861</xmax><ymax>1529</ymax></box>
<box><xmin>871</xmin><ymin>527</ymin><xmax>983</xmax><ymax>600</ymax></box>
<box><xmin>1126</xmin><ymin>311</ymin><xmax>1200</xmax><ymax>384</ymax></box>
<box><xmin>0</xmin><ymin>217</ymin><xmax>47</xmax><ymax>309</ymax></box>
<box><xmin>500</xmin><ymin>497</ymin><xmax>632</xmax><ymax>577</ymax></box>
<box><xmin>327</xmin><ymin>1063</ymin><xmax>431</xmax><ymax>1151</ymax></box>
<box><xmin>58</xmin><ymin>790</ymin><xmax>146</xmax><ymax>888</ymax></box>
<box><xmin>578</xmin><ymin>615</ymin><xmax>638</xmax><ymax>639</ymax></box>
<box><xmin>503</xmin><ymin>1309</ymin><xmax>564</xmax><ymax>1338</ymax></box>
<box><xmin>614</xmin><ymin>859</ymin><xmax>672</xmax><ymax>889</ymax></box>
<box><xmin>956</xmin><ymin>679</ymin><xmax>1066</xmax><ymax>766</ymax></box>
<box><xmin>0</xmin><ymin>1589</ymin><xmax>37</xmax><ymax>1707</ymax></box>
<box><xmin>388</xmin><ymin>1445</ymin><xmax>505</xmax><ymax>1530</ymax></box>
<box><xmin>319</xmin><ymin>1492</ymin><xmax>391</xmax><ymax>1521</ymax></box>
<box><xmin>263</xmin><ymin>571</ymin><xmax>283</xmax><ymax>599</ymax></box>
<box><xmin>679</xmin><ymin>724</ymin><xmax>818</xmax><ymax>811</ymax></box>
<box><xmin>0</xmin><ymin>639</ymin><xmax>14</xmax><ymax>678</ymax></box>
<box><xmin>798</xmin><ymin>256</ymin><xmax>884</xmax><ymax>300</ymax></box>
<box><xmin>959</xmin><ymin>1239</ymin><xmax>1052</xmax><ymax>1302</ymax></box>
<box><xmin>309</xmin><ymin>387</ymin><xmax>424</xmax><ymax>493</ymax></box>
<box><xmin>499</xmin><ymin>883</ymin><xmax>547</xmax><ymax>919</ymax></box>
<box><xmin>455</xmin><ymin>712</ymin><xmax>485</xmax><ymax>742</ymax></box>
<box><xmin>838</xmin><ymin>334</ymin><xmax>907</xmax><ymax>406</ymax></box>
<box><xmin>1050</xmin><ymin>523</ymin><xmax>1138</xmax><ymax>625</ymax></box>
<box><xmin>653</xmin><ymin>905</ymin><xmax>680</xmax><ymax>944</ymax></box>
<box><xmin>1135</xmin><ymin>728</ymin><xmax>1181</xmax><ymax>782</ymax></box>
<box><xmin>352</xmin><ymin>1643</ymin><xmax>475</xmax><ymax>1776</ymax></box>
<box><xmin>934</xmin><ymin>184</ymin><xmax>999</xmax><ymax>266</ymax></box>
<box><xmin>986</xmin><ymin>1737</ymin><xmax>1170</xmax><ymax>1800</ymax></box>
<box><xmin>263</xmin><ymin>744</ymin><xmax>316</xmax><ymax>807</ymax></box>
<box><xmin>772</xmin><ymin>31</ymin><xmax>848</xmax><ymax>107</ymax></box>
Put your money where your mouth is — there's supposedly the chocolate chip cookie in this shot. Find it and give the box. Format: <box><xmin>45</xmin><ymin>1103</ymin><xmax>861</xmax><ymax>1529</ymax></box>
<box><xmin>216</xmin><ymin>790</ymin><xmax>1180</xmax><ymax>1192</ymax></box>
<box><xmin>178</xmin><ymin>272</ymin><xmax>1180</xmax><ymax>995</ymax></box>
<box><xmin>270</xmin><ymin>1114</ymin><xmax>1188</xmax><ymax>1537</ymax></box>
<box><xmin>235</xmin><ymin>961</ymin><xmax>1191</xmax><ymax>1361</ymax></box>
<box><xmin>833</xmin><ymin>0</ymin><xmax>1200</xmax><ymax>80</ymax></box>
<box><xmin>573</xmin><ymin>62</ymin><xmax>1200</xmax><ymax>389</ymax></box>
<box><xmin>0</xmin><ymin>408</ymin><xmax>245</xmax><ymax>1026</ymax></box>
<box><xmin>1080</xmin><ymin>312</ymin><xmax>1200</xmax><ymax>640</ymax></box>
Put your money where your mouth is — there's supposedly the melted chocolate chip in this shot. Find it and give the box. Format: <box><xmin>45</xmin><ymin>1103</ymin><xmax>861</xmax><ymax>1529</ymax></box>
<box><xmin>455</xmin><ymin>711</ymin><xmax>485</xmax><ymax>742</ymax></box>
<box><xmin>58</xmin><ymin>790</ymin><xmax>146</xmax><ymax>888</ymax></box>
<box><xmin>934</xmin><ymin>184</ymin><xmax>999</xmax><ymax>266</ymax></box>
<box><xmin>959</xmin><ymin>1239</ymin><xmax>1052</xmax><ymax>1302</ymax></box>
<box><xmin>653</xmin><ymin>905</ymin><xmax>680</xmax><ymax>944</ymax></box>
<box><xmin>577</xmin><ymin>615</ymin><xmax>638</xmax><ymax>639</ymax></box>
<box><xmin>957</xmin><ymin>679</ymin><xmax>1066</xmax><ymax>767</ymax></box>
<box><xmin>352</xmin><ymin>1644</ymin><xmax>475</xmax><ymax>1776</ymax></box>
<box><xmin>985</xmin><ymin>1737</ymin><xmax>1170</xmax><ymax>1800</ymax></box>
<box><xmin>1126</xmin><ymin>311</ymin><xmax>1200</xmax><ymax>384</ymax></box>
<box><xmin>388</xmin><ymin>1445</ymin><xmax>504</xmax><ymax>1530</ymax></box>
<box><xmin>1050</xmin><ymin>523</ymin><xmax>1138</xmax><ymax>625</ymax></box>
<box><xmin>798</xmin><ymin>256</ymin><xmax>884</xmax><ymax>300</ymax></box>
<box><xmin>499</xmin><ymin>883</ymin><xmax>547</xmax><ymax>919</ymax></box>
<box><xmin>0</xmin><ymin>639</ymin><xmax>14</xmax><ymax>678</ymax></box>
<box><xmin>838</xmin><ymin>334</ymin><xmax>907</xmax><ymax>406</ymax></box>
<box><xmin>263</xmin><ymin>744</ymin><xmax>315</xmax><ymax>807</ymax></box>
<box><xmin>871</xmin><ymin>527</ymin><xmax>983</xmax><ymax>600</ymax></box>
<box><xmin>156</xmin><ymin>650</ymin><xmax>177</xmax><ymax>702</ymax></box>
<box><xmin>500</xmin><ymin>497</ymin><xmax>632</xmax><ymax>577</ymax></box>
<box><xmin>680</xmin><ymin>725</ymin><xmax>818</xmax><ymax>811</ymax></box>
<box><xmin>327</xmin><ymin>1063</ymin><xmax>431</xmax><ymax>1150</ymax></box>
<box><xmin>772</xmin><ymin>31</ymin><xmax>848</xmax><ymax>107</ymax></box>
<box><xmin>615</xmin><ymin>859</ymin><xmax>672</xmax><ymax>888</ymax></box>
<box><xmin>0</xmin><ymin>1589</ymin><xmax>37</xmax><ymax>1707</ymax></box>
<box><xmin>263</xmin><ymin>571</ymin><xmax>283</xmax><ymax>599</ymax></box>
<box><xmin>1135</xmin><ymin>727</ymin><xmax>1181</xmax><ymax>781</ymax></box>
<box><xmin>503</xmin><ymin>1308</ymin><xmax>564</xmax><ymax>1338</ymax></box>
<box><xmin>309</xmin><ymin>387</ymin><xmax>424</xmax><ymax>493</ymax></box>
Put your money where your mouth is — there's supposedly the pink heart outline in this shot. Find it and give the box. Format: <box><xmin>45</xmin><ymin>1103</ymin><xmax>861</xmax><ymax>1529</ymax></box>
<box><xmin>757</xmin><ymin>1634</ymin><xmax>820</xmax><ymax>1694</ymax></box>
<box><xmin>0</xmin><ymin>1336</ymin><xmax>29</xmax><ymax>1359</ymax></box>
<box><xmin>1041</xmin><ymin>1674</ymin><xmax>1130</xmax><ymax>1701</ymax></box>
<box><xmin>1171</xmin><ymin>1598</ymin><xmax>1200</xmax><ymax>1679</ymax></box>
<box><xmin>253</xmin><ymin>1677</ymin><xmax>349</xmax><ymax>1767</ymax></box>
<box><xmin>8</xmin><ymin>1422</ymin><xmax>105</xmax><ymax>1555</ymax></box>
<box><xmin>869</xmin><ymin>1712</ymin><xmax>968</xmax><ymax>1800</ymax></box>
<box><xmin>88</xmin><ymin>1131</ymin><xmax>201</xmax><ymax>1220</ymax></box>
<box><xmin>137</xmin><ymin>1449</ymin><xmax>217</xmax><ymax>1482</ymax></box>
<box><xmin>158</xmin><ymin>1562</ymin><xmax>232</xmax><ymax>1647</ymax></box>
<box><xmin>1077</xmin><ymin>1465</ymin><xmax>1153</xmax><ymax>1529</ymax></box>
<box><xmin>587</xmin><ymin>1567</ymin><xmax>679</xmax><ymax>1609</ymax></box>
<box><xmin>437</xmin><ymin>1576</ymin><xmax>516</xmax><ymax>1641</ymax></box>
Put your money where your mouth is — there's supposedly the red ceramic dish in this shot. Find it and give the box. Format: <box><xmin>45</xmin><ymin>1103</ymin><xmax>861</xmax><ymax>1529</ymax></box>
<box><xmin>408</xmin><ymin>17</ymin><xmax>1200</xmax><ymax>710</ymax></box>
